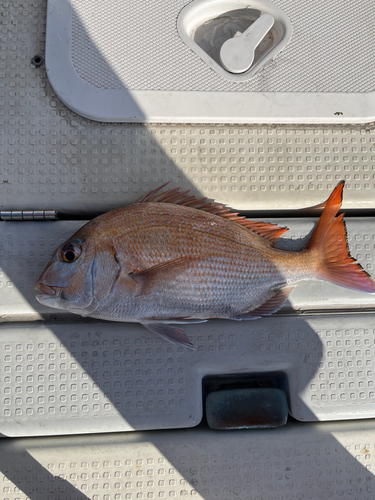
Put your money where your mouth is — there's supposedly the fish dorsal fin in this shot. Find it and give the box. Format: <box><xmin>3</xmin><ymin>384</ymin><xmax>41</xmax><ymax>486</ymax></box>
<box><xmin>234</xmin><ymin>220</ymin><xmax>288</xmax><ymax>243</ymax></box>
<box><xmin>136</xmin><ymin>184</ymin><xmax>288</xmax><ymax>244</ymax></box>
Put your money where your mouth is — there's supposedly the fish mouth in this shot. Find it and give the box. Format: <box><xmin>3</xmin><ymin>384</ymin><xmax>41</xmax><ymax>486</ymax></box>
<box><xmin>35</xmin><ymin>282</ymin><xmax>62</xmax><ymax>300</ymax></box>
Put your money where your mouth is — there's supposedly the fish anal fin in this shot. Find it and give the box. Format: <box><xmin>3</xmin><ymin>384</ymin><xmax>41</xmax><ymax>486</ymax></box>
<box><xmin>135</xmin><ymin>184</ymin><xmax>288</xmax><ymax>244</ymax></box>
<box><xmin>153</xmin><ymin>318</ymin><xmax>208</xmax><ymax>324</ymax></box>
<box><xmin>306</xmin><ymin>181</ymin><xmax>375</xmax><ymax>293</ymax></box>
<box><xmin>142</xmin><ymin>322</ymin><xmax>195</xmax><ymax>349</ymax></box>
<box><xmin>237</xmin><ymin>286</ymin><xmax>295</xmax><ymax>319</ymax></box>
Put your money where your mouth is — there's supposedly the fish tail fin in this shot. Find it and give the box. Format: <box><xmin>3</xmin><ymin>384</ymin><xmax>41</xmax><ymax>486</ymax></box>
<box><xmin>305</xmin><ymin>181</ymin><xmax>375</xmax><ymax>293</ymax></box>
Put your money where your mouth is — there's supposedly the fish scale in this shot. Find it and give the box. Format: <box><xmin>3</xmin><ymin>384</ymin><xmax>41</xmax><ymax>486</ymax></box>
<box><xmin>99</xmin><ymin>251</ymin><xmax>274</xmax><ymax>322</ymax></box>
<box><xmin>36</xmin><ymin>182</ymin><xmax>375</xmax><ymax>349</ymax></box>
<box><xmin>113</xmin><ymin>205</ymin><xmax>275</xmax><ymax>265</ymax></box>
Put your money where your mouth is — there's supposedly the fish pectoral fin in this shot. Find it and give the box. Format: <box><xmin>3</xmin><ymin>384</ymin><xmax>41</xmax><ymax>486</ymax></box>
<box><xmin>141</xmin><ymin>322</ymin><xmax>196</xmax><ymax>350</ymax></box>
<box><xmin>235</xmin><ymin>285</ymin><xmax>296</xmax><ymax>319</ymax></box>
<box><xmin>129</xmin><ymin>256</ymin><xmax>201</xmax><ymax>295</ymax></box>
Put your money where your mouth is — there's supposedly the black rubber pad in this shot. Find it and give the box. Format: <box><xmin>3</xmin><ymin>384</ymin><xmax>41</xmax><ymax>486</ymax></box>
<box><xmin>206</xmin><ymin>388</ymin><xmax>288</xmax><ymax>430</ymax></box>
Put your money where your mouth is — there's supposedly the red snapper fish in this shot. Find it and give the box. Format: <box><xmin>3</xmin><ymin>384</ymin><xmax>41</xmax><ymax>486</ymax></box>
<box><xmin>35</xmin><ymin>182</ymin><xmax>375</xmax><ymax>349</ymax></box>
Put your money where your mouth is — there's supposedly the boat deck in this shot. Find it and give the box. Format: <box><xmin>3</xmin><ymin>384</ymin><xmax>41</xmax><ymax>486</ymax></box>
<box><xmin>1</xmin><ymin>0</ymin><xmax>375</xmax><ymax>498</ymax></box>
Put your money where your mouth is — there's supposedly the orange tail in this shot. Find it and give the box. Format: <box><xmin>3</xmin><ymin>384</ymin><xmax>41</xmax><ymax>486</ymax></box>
<box><xmin>305</xmin><ymin>181</ymin><xmax>375</xmax><ymax>293</ymax></box>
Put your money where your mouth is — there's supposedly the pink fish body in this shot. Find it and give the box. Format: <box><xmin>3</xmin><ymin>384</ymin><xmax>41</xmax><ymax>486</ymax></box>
<box><xmin>36</xmin><ymin>182</ymin><xmax>375</xmax><ymax>348</ymax></box>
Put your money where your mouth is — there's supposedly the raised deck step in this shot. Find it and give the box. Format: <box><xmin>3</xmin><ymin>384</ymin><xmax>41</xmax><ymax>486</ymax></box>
<box><xmin>1</xmin><ymin>218</ymin><xmax>374</xmax><ymax>322</ymax></box>
<box><xmin>0</xmin><ymin>313</ymin><xmax>375</xmax><ymax>436</ymax></box>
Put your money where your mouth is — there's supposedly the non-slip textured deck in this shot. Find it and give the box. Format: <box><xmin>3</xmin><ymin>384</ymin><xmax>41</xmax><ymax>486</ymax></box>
<box><xmin>1</xmin><ymin>0</ymin><xmax>375</xmax><ymax>209</ymax></box>
<box><xmin>1</xmin><ymin>420</ymin><xmax>375</xmax><ymax>500</ymax></box>
<box><xmin>1</xmin><ymin>313</ymin><xmax>375</xmax><ymax>436</ymax></box>
<box><xmin>1</xmin><ymin>213</ymin><xmax>375</xmax><ymax>434</ymax></box>
<box><xmin>2</xmin><ymin>120</ymin><xmax>375</xmax><ymax>212</ymax></box>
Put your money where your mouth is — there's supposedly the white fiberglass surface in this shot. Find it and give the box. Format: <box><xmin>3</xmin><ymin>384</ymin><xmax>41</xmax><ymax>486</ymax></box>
<box><xmin>44</xmin><ymin>0</ymin><xmax>375</xmax><ymax>122</ymax></box>
<box><xmin>1</xmin><ymin>421</ymin><xmax>375</xmax><ymax>499</ymax></box>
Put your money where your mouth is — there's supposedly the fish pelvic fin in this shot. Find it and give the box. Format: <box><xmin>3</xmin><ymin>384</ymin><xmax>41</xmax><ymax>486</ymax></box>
<box><xmin>141</xmin><ymin>322</ymin><xmax>196</xmax><ymax>350</ymax></box>
<box><xmin>135</xmin><ymin>183</ymin><xmax>288</xmax><ymax>244</ymax></box>
<box><xmin>305</xmin><ymin>181</ymin><xmax>375</xmax><ymax>293</ymax></box>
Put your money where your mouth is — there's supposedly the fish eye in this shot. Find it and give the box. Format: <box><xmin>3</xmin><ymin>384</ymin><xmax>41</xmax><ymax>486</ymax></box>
<box><xmin>60</xmin><ymin>242</ymin><xmax>82</xmax><ymax>263</ymax></box>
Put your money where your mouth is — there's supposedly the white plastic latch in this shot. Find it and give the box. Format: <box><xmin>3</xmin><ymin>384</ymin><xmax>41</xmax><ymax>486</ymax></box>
<box><xmin>220</xmin><ymin>14</ymin><xmax>275</xmax><ymax>74</ymax></box>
